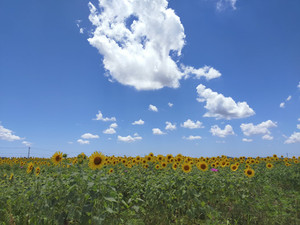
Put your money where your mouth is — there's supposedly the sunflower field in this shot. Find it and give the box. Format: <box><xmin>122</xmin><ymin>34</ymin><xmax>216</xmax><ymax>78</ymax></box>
<box><xmin>0</xmin><ymin>152</ymin><xmax>299</xmax><ymax>225</ymax></box>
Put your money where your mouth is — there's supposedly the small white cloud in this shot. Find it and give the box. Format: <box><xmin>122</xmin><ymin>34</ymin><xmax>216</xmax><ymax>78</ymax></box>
<box><xmin>103</xmin><ymin>123</ymin><xmax>118</xmax><ymax>134</ymax></box>
<box><xmin>210</xmin><ymin>125</ymin><xmax>235</xmax><ymax>138</ymax></box>
<box><xmin>280</xmin><ymin>102</ymin><xmax>285</xmax><ymax>108</ymax></box>
<box><xmin>22</xmin><ymin>141</ymin><xmax>32</xmax><ymax>147</ymax></box>
<box><xmin>110</xmin><ymin>123</ymin><xmax>118</xmax><ymax>128</ymax></box>
<box><xmin>242</xmin><ymin>138</ymin><xmax>253</xmax><ymax>142</ymax></box>
<box><xmin>149</xmin><ymin>104</ymin><xmax>158</xmax><ymax>112</ymax></box>
<box><xmin>284</xmin><ymin>132</ymin><xmax>300</xmax><ymax>144</ymax></box>
<box><xmin>132</xmin><ymin>119</ymin><xmax>144</xmax><ymax>125</ymax></box>
<box><xmin>77</xmin><ymin>139</ymin><xmax>90</xmax><ymax>144</ymax></box>
<box><xmin>297</xmin><ymin>124</ymin><xmax>300</xmax><ymax>129</ymax></box>
<box><xmin>182</xmin><ymin>65</ymin><xmax>221</xmax><ymax>80</ymax></box>
<box><xmin>286</xmin><ymin>95</ymin><xmax>292</xmax><ymax>101</ymax></box>
<box><xmin>94</xmin><ymin>110</ymin><xmax>116</xmax><ymax>122</ymax></box>
<box><xmin>0</xmin><ymin>124</ymin><xmax>23</xmax><ymax>141</ymax></box>
<box><xmin>216</xmin><ymin>0</ymin><xmax>237</xmax><ymax>11</ymax></box>
<box><xmin>168</xmin><ymin>102</ymin><xmax>173</xmax><ymax>107</ymax></box>
<box><xmin>240</xmin><ymin>120</ymin><xmax>277</xmax><ymax>137</ymax></box>
<box><xmin>298</xmin><ymin>118</ymin><xmax>300</xmax><ymax>121</ymax></box>
<box><xmin>262</xmin><ymin>134</ymin><xmax>273</xmax><ymax>140</ymax></box>
<box><xmin>297</xmin><ymin>82</ymin><xmax>300</xmax><ymax>89</ymax></box>
<box><xmin>68</xmin><ymin>141</ymin><xmax>73</xmax><ymax>144</ymax></box>
<box><xmin>133</xmin><ymin>132</ymin><xmax>139</xmax><ymax>136</ymax></box>
<box><xmin>103</xmin><ymin>128</ymin><xmax>116</xmax><ymax>134</ymax></box>
<box><xmin>181</xmin><ymin>119</ymin><xmax>204</xmax><ymax>129</ymax></box>
<box><xmin>183</xmin><ymin>135</ymin><xmax>202</xmax><ymax>140</ymax></box>
<box><xmin>79</xmin><ymin>28</ymin><xmax>84</xmax><ymax>34</ymax></box>
<box><xmin>196</xmin><ymin>84</ymin><xmax>255</xmax><ymax>120</ymax></box>
<box><xmin>81</xmin><ymin>133</ymin><xmax>99</xmax><ymax>139</ymax></box>
<box><xmin>152</xmin><ymin>128</ymin><xmax>166</xmax><ymax>135</ymax></box>
<box><xmin>165</xmin><ymin>121</ymin><xmax>176</xmax><ymax>131</ymax></box>
<box><xmin>118</xmin><ymin>134</ymin><xmax>142</xmax><ymax>143</ymax></box>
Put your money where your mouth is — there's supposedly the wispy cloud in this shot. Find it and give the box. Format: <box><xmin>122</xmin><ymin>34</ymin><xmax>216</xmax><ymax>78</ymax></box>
<box><xmin>242</xmin><ymin>138</ymin><xmax>253</xmax><ymax>142</ymax></box>
<box><xmin>22</xmin><ymin>141</ymin><xmax>32</xmax><ymax>147</ymax></box>
<box><xmin>118</xmin><ymin>134</ymin><xmax>142</xmax><ymax>142</ymax></box>
<box><xmin>183</xmin><ymin>135</ymin><xmax>202</xmax><ymax>140</ymax></box>
<box><xmin>94</xmin><ymin>110</ymin><xmax>116</xmax><ymax>122</ymax></box>
<box><xmin>216</xmin><ymin>0</ymin><xmax>237</xmax><ymax>11</ymax></box>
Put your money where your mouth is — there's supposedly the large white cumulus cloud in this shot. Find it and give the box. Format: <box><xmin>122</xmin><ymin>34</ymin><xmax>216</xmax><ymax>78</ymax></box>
<box><xmin>240</xmin><ymin>120</ymin><xmax>277</xmax><ymax>140</ymax></box>
<box><xmin>88</xmin><ymin>0</ymin><xmax>185</xmax><ymax>90</ymax></box>
<box><xmin>196</xmin><ymin>84</ymin><xmax>255</xmax><ymax>120</ymax></box>
<box><xmin>87</xmin><ymin>0</ymin><xmax>220</xmax><ymax>90</ymax></box>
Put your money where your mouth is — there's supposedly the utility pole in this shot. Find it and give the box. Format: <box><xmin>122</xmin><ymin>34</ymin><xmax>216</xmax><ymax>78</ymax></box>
<box><xmin>28</xmin><ymin>146</ymin><xmax>31</xmax><ymax>158</ymax></box>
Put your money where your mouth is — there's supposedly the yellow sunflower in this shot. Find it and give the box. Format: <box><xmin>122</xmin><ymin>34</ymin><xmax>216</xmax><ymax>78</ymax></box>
<box><xmin>108</xmin><ymin>168</ymin><xmax>114</xmax><ymax>174</ymax></box>
<box><xmin>182</xmin><ymin>163</ymin><xmax>192</xmax><ymax>173</ymax></box>
<box><xmin>157</xmin><ymin>155</ymin><xmax>164</xmax><ymax>161</ymax></box>
<box><xmin>244</xmin><ymin>168</ymin><xmax>255</xmax><ymax>178</ymax></box>
<box><xmin>72</xmin><ymin>158</ymin><xmax>78</xmax><ymax>165</ymax></box>
<box><xmin>9</xmin><ymin>173</ymin><xmax>14</xmax><ymax>180</ymax></box>
<box><xmin>172</xmin><ymin>163</ymin><xmax>178</xmax><ymax>170</ymax></box>
<box><xmin>266</xmin><ymin>163</ymin><xmax>273</xmax><ymax>169</ymax></box>
<box><xmin>88</xmin><ymin>152</ymin><xmax>106</xmax><ymax>170</ymax></box>
<box><xmin>27</xmin><ymin>162</ymin><xmax>34</xmax><ymax>174</ymax></box>
<box><xmin>155</xmin><ymin>164</ymin><xmax>160</xmax><ymax>170</ymax></box>
<box><xmin>51</xmin><ymin>151</ymin><xmax>63</xmax><ymax>165</ymax></box>
<box><xmin>161</xmin><ymin>161</ymin><xmax>167</xmax><ymax>168</ymax></box>
<box><xmin>230</xmin><ymin>164</ymin><xmax>238</xmax><ymax>172</ymax></box>
<box><xmin>166</xmin><ymin>154</ymin><xmax>173</xmax><ymax>161</ymax></box>
<box><xmin>143</xmin><ymin>164</ymin><xmax>149</xmax><ymax>169</ymax></box>
<box><xmin>35</xmin><ymin>167</ymin><xmax>41</xmax><ymax>176</ymax></box>
<box><xmin>197</xmin><ymin>162</ymin><xmax>208</xmax><ymax>172</ymax></box>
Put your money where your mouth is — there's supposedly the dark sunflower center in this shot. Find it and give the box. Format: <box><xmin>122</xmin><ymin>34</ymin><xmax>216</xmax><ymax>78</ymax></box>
<box><xmin>56</xmin><ymin>155</ymin><xmax>61</xmax><ymax>161</ymax></box>
<box><xmin>184</xmin><ymin>165</ymin><xmax>190</xmax><ymax>170</ymax></box>
<box><xmin>201</xmin><ymin>164</ymin><xmax>206</xmax><ymax>169</ymax></box>
<box><xmin>247</xmin><ymin>170</ymin><xmax>252</xmax><ymax>175</ymax></box>
<box><xmin>94</xmin><ymin>157</ymin><xmax>102</xmax><ymax>165</ymax></box>
<box><xmin>232</xmin><ymin>166</ymin><xmax>237</xmax><ymax>170</ymax></box>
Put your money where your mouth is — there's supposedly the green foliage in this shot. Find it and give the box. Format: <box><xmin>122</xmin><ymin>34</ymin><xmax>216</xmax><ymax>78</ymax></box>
<box><xmin>0</xmin><ymin>159</ymin><xmax>299</xmax><ymax>225</ymax></box>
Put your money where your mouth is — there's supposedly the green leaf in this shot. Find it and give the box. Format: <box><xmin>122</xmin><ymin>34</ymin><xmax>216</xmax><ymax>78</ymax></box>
<box><xmin>106</xmin><ymin>207</ymin><xmax>114</xmax><ymax>213</ymax></box>
<box><xmin>132</xmin><ymin>205</ymin><xmax>139</xmax><ymax>212</ymax></box>
<box><xmin>104</xmin><ymin>197</ymin><xmax>117</xmax><ymax>202</ymax></box>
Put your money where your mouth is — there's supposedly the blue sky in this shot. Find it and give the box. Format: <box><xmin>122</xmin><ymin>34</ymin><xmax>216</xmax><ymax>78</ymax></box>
<box><xmin>0</xmin><ymin>0</ymin><xmax>300</xmax><ymax>158</ymax></box>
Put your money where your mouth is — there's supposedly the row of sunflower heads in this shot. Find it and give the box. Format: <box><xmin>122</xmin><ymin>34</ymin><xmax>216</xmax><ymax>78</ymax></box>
<box><xmin>26</xmin><ymin>162</ymin><xmax>41</xmax><ymax>176</ymax></box>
